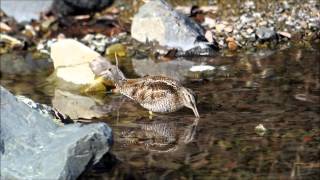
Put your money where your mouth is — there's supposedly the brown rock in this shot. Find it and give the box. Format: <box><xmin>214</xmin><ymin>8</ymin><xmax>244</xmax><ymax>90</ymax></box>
<box><xmin>226</xmin><ymin>37</ymin><xmax>238</xmax><ymax>51</ymax></box>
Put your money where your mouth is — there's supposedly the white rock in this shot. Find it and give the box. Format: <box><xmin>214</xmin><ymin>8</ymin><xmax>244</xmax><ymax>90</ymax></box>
<box><xmin>189</xmin><ymin>65</ymin><xmax>215</xmax><ymax>72</ymax></box>
<box><xmin>255</xmin><ymin>124</ymin><xmax>267</xmax><ymax>136</ymax></box>
<box><xmin>51</xmin><ymin>39</ymin><xmax>100</xmax><ymax>68</ymax></box>
<box><xmin>203</xmin><ymin>17</ymin><xmax>216</xmax><ymax>28</ymax></box>
<box><xmin>50</xmin><ymin>39</ymin><xmax>101</xmax><ymax>85</ymax></box>
<box><xmin>56</xmin><ymin>64</ymin><xmax>96</xmax><ymax>85</ymax></box>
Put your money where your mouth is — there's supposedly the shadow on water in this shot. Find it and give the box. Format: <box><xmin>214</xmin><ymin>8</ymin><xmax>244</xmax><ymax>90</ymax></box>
<box><xmin>1</xmin><ymin>43</ymin><xmax>320</xmax><ymax>179</ymax></box>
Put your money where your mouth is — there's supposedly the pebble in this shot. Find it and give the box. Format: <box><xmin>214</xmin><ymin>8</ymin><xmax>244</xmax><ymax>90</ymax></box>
<box><xmin>246</xmin><ymin>28</ymin><xmax>254</xmax><ymax>34</ymax></box>
<box><xmin>81</xmin><ymin>33</ymin><xmax>120</xmax><ymax>54</ymax></box>
<box><xmin>255</xmin><ymin>124</ymin><xmax>267</xmax><ymax>136</ymax></box>
<box><xmin>256</xmin><ymin>27</ymin><xmax>276</xmax><ymax>40</ymax></box>
<box><xmin>226</xmin><ymin>37</ymin><xmax>238</xmax><ymax>51</ymax></box>
<box><xmin>225</xmin><ymin>26</ymin><xmax>233</xmax><ymax>33</ymax></box>
<box><xmin>0</xmin><ymin>22</ymin><xmax>12</xmax><ymax>32</ymax></box>
<box><xmin>0</xmin><ymin>34</ymin><xmax>24</xmax><ymax>48</ymax></box>
<box><xmin>278</xmin><ymin>31</ymin><xmax>291</xmax><ymax>38</ymax></box>
<box><xmin>189</xmin><ymin>65</ymin><xmax>215</xmax><ymax>72</ymax></box>
<box><xmin>205</xmin><ymin>30</ymin><xmax>214</xmax><ymax>43</ymax></box>
<box><xmin>215</xmin><ymin>23</ymin><xmax>225</xmax><ymax>33</ymax></box>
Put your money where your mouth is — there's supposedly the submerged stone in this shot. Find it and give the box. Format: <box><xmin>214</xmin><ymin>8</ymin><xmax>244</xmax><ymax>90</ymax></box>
<box><xmin>0</xmin><ymin>53</ymin><xmax>53</xmax><ymax>75</ymax></box>
<box><xmin>52</xmin><ymin>89</ymin><xmax>109</xmax><ymax>119</ymax></box>
<box><xmin>132</xmin><ymin>57</ymin><xmax>195</xmax><ymax>82</ymax></box>
<box><xmin>0</xmin><ymin>86</ymin><xmax>113</xmax><ymax>180</ymax></box>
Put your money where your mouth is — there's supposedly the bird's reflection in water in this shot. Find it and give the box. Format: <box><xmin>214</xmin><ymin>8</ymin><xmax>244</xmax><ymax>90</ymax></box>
<box><xmin>117</xmin><ymin>117</ymin><xmax>199</xmax><ymax>153</ymax></box>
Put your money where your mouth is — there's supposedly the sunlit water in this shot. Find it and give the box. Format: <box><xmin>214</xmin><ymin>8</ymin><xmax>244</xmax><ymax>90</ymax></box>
<box><xmin>1</xmin><ymin>43</ymin><xmax>319</xmax><ymax>179</ymax></box>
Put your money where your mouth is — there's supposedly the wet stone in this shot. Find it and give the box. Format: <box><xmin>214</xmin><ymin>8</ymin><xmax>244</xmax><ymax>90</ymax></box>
<box><xmin>256</xmin><ymin>27</ymin><xmax>276</xmax><ymax>41</ymax></box>
<box><xmin>0</xmin><ymin>86</ymin><xmax>113</xmax><ymax>180</ymax></box>
<box><xmin>0</xmin><ymin>53</ymin><xmax>53</xmax><ymax>75</ymax></box>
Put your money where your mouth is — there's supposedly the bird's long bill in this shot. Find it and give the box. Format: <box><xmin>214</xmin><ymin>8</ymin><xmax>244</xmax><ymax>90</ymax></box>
<box><xmin>192</xmin><ymin>106</ymin><xmax>200</xmax><ymax>118</ymax></box>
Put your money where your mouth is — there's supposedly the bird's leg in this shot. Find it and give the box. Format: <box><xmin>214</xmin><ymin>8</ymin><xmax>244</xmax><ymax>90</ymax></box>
<box><xmin>183</xmin><ymin>117</ymin><xmax>200</xmax><ymax>143</ymax></box>
<box><xmin>192</xmin><ymin>106</ymin><xmax>200</xmax><ymax>118</ymax></box>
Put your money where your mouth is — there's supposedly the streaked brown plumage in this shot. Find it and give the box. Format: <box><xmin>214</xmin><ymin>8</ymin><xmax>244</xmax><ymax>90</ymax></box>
<box><xmin>90</xmin><ymin>56</ymin><xmax>200</xmax><ymax>118</ymax></box>
<box><xmin>119</xmin><ymin>76</ymin><xmax>199</xmax><ymax>117</ymax></box>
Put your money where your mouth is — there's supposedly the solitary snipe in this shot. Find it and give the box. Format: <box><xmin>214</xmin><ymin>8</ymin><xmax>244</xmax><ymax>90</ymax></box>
<box><xmin>90</xmin><ymin>56</ymin><xmax>200</xmax><ymax>118</ymax></box>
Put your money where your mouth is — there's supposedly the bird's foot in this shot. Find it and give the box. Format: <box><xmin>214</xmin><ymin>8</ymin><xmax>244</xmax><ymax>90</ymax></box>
<box><xmin>148</xmin><ymin>111</ymin><xmax>154</xmax><ymax>120</ymax></box>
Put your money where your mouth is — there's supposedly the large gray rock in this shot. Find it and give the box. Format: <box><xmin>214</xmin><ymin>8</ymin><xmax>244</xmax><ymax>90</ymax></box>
<box><xmin>51</xmin><ymin>0</ymin><xmax>113</xmax><ymax>16</ymax></box>
<box><xmin>0</xmin><ymin>0</ymin><xmax>53</xmax><ymax>22</ymax></box>
<box><xmin>0</xmin><ymin>86</ymin><xmax>113</xmax><ymax>180</ymax></box>
<box><xmin>131</xmin><ymin>0</ymin><xmax>216</xmax><ymax>52</ymax></box>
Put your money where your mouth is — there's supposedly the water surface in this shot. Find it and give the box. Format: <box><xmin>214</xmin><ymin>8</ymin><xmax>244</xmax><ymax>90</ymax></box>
<box><xmin>2</xmin><ymin>43</ymin><xmax>319</xmax><ymax>179</ymax></box>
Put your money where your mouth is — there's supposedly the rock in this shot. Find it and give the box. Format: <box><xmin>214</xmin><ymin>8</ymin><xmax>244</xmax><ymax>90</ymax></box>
<box><xmin>40</xmin><ymin>17</ymin><xmax>57</xmax><ymax>31</ymax></box>
<box><xmin>0</xmin><ymin>0</ymin><xmax>53</xmax><ymax>22</ymax></box>
<box><xmin>205</xmin><ymin>30</ymin><xmax>214</xmax><ymax>43</ymax></box>
<box><xmin>50</xmin><ymin>39</ymin><xmax>100</xmax><ymax>85</ymax></box>
<box><xmin>81</xmin><ymin>34</ymin><xmax>119</xmax><ymax>54</ymax></box>
<box><xmin>256</xmin><ymin>27</ymin><xmax>276</xmax><ymax>41</ymax></box>
<box><xmin>0</xmin><ymin>22</ymin><xmax>12</xmax><ymax>32</ymax></box>
<box><xmin>255</xmin><ymin>124</ymin><xmax>267</xmax><ymax>136</ymax></box>
<box><xmin>258</xmin><ymin>21</ymin><xmax>268</xmax><ymax>26</ymax></box>
<box><xmin>244</xmin><ymin>1</ymin><xmax>255</xmax><ymax>9</ymax></box>
<box><xmin>22</xmin><ymin>25</ymin><xmax>37</xmax><ymax>38</ymax></box>
<box><xmin>55</xmin><ymin>63</ymin><xmax>96</xmax><ymax>85</ymax></box>
<box><xmin>0</xmin><ymin>34</ymin><xmax>24</xmax><ymax>48</ymax></box>
<box><xmin>278</xmin><ymin>31</ymin><xmax>291</xmax><ymax>38</ymax></box>
<box><xmin>106</xmin><ymin>43</ymin><xmax>127</xmax><ymax>57</ymax></box>
<box><xmin>51</xmin><ymin>0</ymin><xmax>113</xmax><ymax>16</ymax></box>
<box><xmin>131</xmin><ymin>0</ymin><xmax>217</xmax><ymax>52</ymax></box>
<box><xmin>203</xmin><ymin>17</ymin><xmax>216</xmax><ymax>28</ymax></box>
<box><xmin>189</xmin><ymin>65</ymin><xmax>215</xmax><ymax>72</ymax></box>
<box><xmin>51</xmin><ymin>39</ymin><xmax>100</xmax><ymax>68</ymax></box>
<box><xmin>16</xmin><ymin>95</ymin><xmax>73</xmax><ymax>125</ymax></box>
<box><xmin>246</xmin><ymin>28</ymin><xmax>254</xmax><ymax>34</ymax></box>
<box><xmin>226</xmin><ymin>37</ymin><xmax>238</xmax><ymax>51</ymax></box>
<box><xmin>215</xmin><ymin>23</ymin><xmax>226</xmax><ymax>33</ymax></box>
<box><xmin>0</xmin><ymin>86</ymin><xmax>113</xmax><ymax>180</ymax></box>
<box><xmin>225</xmin><ymin>26</ymin><xmax>233</xmax><ymax>33</ymax></box>
<box><xmin>132</xmin><ymin>57</ymin><xmax>195</xmax><ymax>82</ymax></box>
<box><xmin>52</xmin><ymin>89</ymin><xmax>117</xmax><ymax>119</ymax></box>
<box><xmin>0</xmin><ymin>53</ymin><xmax>53</xmax><ymax>75</ymax></box>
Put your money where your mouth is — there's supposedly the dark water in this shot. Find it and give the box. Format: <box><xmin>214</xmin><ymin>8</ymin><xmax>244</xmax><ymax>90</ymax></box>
<box><xmin>2</xmin><ymin>43</ymin><xmax>319</xmax><ymax>179</ymax></box>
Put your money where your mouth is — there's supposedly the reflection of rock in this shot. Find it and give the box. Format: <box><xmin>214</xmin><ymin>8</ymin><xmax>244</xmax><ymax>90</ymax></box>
<box><xmin>0</xmin><ymin>53</ymin><xmax>53</xmax><ymax>75</ymax></box>
<box><xmin>0</xmin><ymin>86</ymin><xmax>112</xmax><ymax>179</ymax></box>
<box><xmin>118</xmin><ymin>119</ymin><xmax>198</xmax><ymax>153</ymax></box>
<box><xmin>52</xmin><ymin>89</ymin><xmax>121</xmax><ymax>119</ymax></box>
<box><xmin>131</xmin><ymin>0</ymin><xmax>217</xmax><ymax>54</ymax></box>
<box><xmin>50</xmin><ymin>39</ymin><xmax>100</xmax><ymax>85</ymax></box>
<box><xmin>132</xmin><ymin>58</ymin><xmax>195</xmax><ymax>82</ymax></box>
<box><xmin>0</xmin><ymin>0</ymin><xmax>52</xmax><ymax>22</ymax></box>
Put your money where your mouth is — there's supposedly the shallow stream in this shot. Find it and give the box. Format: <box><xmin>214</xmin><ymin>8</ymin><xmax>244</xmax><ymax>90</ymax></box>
<box><xmin>2</xmin><ymin>43</ymin><xmax>319</xmax><ymax>179</ymax></box>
